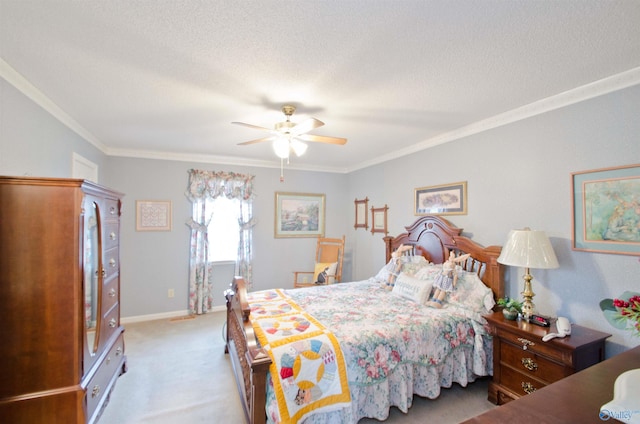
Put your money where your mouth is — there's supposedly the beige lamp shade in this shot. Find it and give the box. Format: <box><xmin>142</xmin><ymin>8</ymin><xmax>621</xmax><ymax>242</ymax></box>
<box><xmin>497</xmin><ymin>228</ymin><xmax>559</xmax><ymax>269</ymax></box>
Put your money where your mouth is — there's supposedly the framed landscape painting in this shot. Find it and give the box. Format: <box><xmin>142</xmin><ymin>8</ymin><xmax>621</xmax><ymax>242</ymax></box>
<box><xmin>275</xmin><ymin>192</ymin><xmax>325</xmax><ymax>238</ymax></box>
<box><xmin>572</xmin><ymin>164</ymin><xmax>640</xmax><ymax>255</ymax></box>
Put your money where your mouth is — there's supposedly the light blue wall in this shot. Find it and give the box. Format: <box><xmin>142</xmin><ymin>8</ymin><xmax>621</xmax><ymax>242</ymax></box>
<box><xmin>101</xmin><ymin>157</ymin><xmax>351</xmax><ymax>317</ymax></box>
<box><xmin>348</xmin><ymin>85</ymin><xmax>640</xmax><ymax>357</ymax></box>
<box><xmin>2</xmin><ymin>74</ymin><xmax>639</xmax><ymax>356</ymax></box>
<box><xmin>0</xmin><ymin>79</ymin><xmax>106</xmax><ymax>178</ymax></box>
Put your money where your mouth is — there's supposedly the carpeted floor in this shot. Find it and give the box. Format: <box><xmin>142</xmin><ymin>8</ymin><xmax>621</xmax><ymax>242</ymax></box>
<box><xmin>99</xmin><ymin>311</ymin><xmax>496</xmax><ymax>423</ymax></box>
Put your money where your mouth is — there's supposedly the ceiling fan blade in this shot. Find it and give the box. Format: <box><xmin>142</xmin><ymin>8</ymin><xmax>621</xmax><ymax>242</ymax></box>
<box><xmin>290</xmin><ymin>118</ymin><xmax>324</xmax><ymax>136</ymax></box>
<box><xmin>231</xmin><ymin>121</ymin><xmax>276</xmax><ymax>133</ymax></box>
<box><xmin>298</xmin><ymin>134</ymin><xmax>347</xmax><ymax>145</ymax></box>
<box><xmin>237</xmin><ymin>136</ymin><xmax>276</xmax><ymax>146</ymax></box>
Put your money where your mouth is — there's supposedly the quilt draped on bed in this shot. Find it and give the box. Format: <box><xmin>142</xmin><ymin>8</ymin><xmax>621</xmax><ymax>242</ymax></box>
<box><xmin>256</xmin><ymin>275</ymin><xmax>494</xmax><ymax>424</ymax></box>
<box><xmin>247</xmin><ymin>289</ymin><xmax>352</xmax><ymax>424</ymax></box>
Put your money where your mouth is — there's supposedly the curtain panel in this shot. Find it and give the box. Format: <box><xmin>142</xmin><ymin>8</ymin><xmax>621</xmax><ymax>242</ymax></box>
<box><xmin>185</xmin><ymin>169</ymin><xmax>256</xmax><ymax>314</ymax></box>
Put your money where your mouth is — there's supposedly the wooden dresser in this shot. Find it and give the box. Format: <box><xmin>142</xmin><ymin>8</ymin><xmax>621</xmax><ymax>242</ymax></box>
<box><xmin>485</xmin><ymin>311</ymin><xmax>610</xmax><ymax>405</ymax></box>
<box><xmin>463</xmin><ymin>345</ymin><xmax>640</xmax><ymax>424</ymax></box>
<box><xmin>0</xmin><ymin>176</ymin><xmax>127</xmax><ymax>423</ymax></box>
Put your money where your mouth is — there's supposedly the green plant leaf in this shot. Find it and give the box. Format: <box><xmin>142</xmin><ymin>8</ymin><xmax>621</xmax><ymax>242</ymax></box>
<box><xmin>599</xmin><ymin>298</ymin><xmax>615</xmax><ymax>312</ymax></box>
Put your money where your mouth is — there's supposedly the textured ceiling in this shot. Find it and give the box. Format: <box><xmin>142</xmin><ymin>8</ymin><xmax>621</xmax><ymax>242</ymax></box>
<box><xmin>2</xmin><ymin>0</ymin><xmax>640</xmax><ymax>172</ymax></box>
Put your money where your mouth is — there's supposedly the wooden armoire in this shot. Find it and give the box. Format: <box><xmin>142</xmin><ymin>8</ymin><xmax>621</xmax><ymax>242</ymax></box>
<box><xmin>0</xmin><ymin>176</ymin><xmax>127</xmax><ymax>423</ymax></box>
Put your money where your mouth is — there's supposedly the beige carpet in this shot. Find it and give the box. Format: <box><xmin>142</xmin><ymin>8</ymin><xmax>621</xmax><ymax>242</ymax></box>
<box><xmin>99</xmin><ymin>311</ymin><xmax>496</xmax><ymax>423</ymax></box>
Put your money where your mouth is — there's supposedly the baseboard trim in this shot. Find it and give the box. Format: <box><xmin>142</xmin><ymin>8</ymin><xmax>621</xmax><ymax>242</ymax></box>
<box><xmin>121</xmin><ymin>305</ymin><xmax>226</xmax><ymax>324</ymax></box>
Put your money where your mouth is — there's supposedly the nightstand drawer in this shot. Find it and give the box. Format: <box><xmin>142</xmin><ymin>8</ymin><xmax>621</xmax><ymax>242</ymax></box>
<box><xmin>495</xmin><ymin>326</ymin><xmax>565</xmax><ymax>364</ymax></box>
<box><xmin>501</xmin><ymin>341</ymin><xmax>566</xmax><ymax>383</ymax></box>
<box><xmin>500</xmin><ymin>364</ymin><xmax>546</xmax><ymax>397</ymax></box>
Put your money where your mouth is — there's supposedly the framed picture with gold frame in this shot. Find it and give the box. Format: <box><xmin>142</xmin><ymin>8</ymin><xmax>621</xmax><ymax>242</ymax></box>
<box><xmin>354</xmin><ymin>197</ymin><xmax>369</xmax><ymax>229</ymax></box>
<box><xmin>371</xmin><ymin>204</ymin><xmax>388</xmax><ymax>235</ymax></box>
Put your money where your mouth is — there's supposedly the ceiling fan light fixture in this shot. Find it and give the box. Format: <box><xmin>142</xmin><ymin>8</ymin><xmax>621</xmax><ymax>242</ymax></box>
<box><xmin>273</xmin><ymin>138</ymin><xmax>290</xmax><ymax>159</ymax></box>
<box><xmin>290</xmin><ymin>139</ymin><xmax>308</xmax><ymax>156</ymax></box>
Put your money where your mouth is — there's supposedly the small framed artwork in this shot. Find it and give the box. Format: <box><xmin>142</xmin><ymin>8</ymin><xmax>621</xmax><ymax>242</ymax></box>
<box><xmin>371</xmin><ymin>204</ymin><xmax>388</xmax><ymax>235</ymax></box>
<box><xmin>136</xmin><ymin>200</ymin><xmax>172</xmax><ymax>231</ymax></box>
<box><xmin>354</xmin><ymin>197</ymin><xmax>369</xmax><ymax>230</ymax></box>
<box><xmin>275</xmin><ymin>192</ymin><xmax>325</xmax><ymax>238</ymax></box>
<box><xmin>572</xmin><ymin>163</ymin><xmax>639</xmax><ymax>256</ymax></box>
<box><xmin>414</xmin><ymin>181</ymin><xmax>467</xmax><ymax>216</ymax></box>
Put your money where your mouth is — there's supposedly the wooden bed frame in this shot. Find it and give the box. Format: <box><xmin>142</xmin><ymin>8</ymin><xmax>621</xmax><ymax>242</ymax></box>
<box><xmin>225</xmin><ymin>215</ymin><xmax>504</xmax><ymax>424</ymax></box>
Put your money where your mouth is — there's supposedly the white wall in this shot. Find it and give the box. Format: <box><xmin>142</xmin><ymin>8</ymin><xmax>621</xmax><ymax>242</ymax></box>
<box><xmin>3</xmin><ymin>74</ymin><xmax>639</xmax><ymax>357</ymax></box>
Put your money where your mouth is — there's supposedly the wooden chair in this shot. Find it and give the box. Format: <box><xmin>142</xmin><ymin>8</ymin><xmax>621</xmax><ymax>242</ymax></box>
<box><xmin>293</xmin><ymin>235</ymin><xmax>345</xmax><ymax>288</ymax></box>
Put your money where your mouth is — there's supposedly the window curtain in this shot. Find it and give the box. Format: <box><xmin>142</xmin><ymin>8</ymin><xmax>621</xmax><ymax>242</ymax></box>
<box><xmin>185</xmin><ymin>169</ymin><xmax>256</xmax><ymax>315</ymax></box>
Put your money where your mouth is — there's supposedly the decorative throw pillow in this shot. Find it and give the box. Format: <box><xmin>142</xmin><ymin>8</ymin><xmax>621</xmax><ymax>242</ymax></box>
<box><xmin>447</xmin><ymin>271</ymin><xmax>496</xmax><ymax>313</ymax></box>
<box><xmin>314</xmin><ymin>262</ymin><xmax>338</xmax><ymax>284</ymax></box>
<box><xmin>392</xmin><ymin>272</ymin><xmax>433</xmax><ymax>304</ymax></box>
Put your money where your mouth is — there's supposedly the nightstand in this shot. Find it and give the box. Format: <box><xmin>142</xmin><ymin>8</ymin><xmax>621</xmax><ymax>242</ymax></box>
<box><xmin>485</xmin><ymin>311</ymin><xmax>611</xmax><ymax>405</ymax></box>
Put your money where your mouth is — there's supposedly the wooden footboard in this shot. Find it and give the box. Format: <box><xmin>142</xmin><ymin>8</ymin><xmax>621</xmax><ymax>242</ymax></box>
<box><xmin>225</xmin><ymin>276</ymin><xmax>271</xmax><ymax>424</ymax></box>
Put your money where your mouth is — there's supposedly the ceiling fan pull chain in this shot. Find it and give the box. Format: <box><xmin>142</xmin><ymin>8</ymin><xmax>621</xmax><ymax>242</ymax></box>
<box><xmin>280</xmin><ymin>158</ymin><xmax>285</xmax><ymax>183</ymax></box>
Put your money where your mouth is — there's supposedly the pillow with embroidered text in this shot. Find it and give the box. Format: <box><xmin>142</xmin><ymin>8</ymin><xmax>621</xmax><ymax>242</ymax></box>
<box><xmin>391</xmin><ymin>272</ymin><xmax>433</xmax><ymax>304</ymax></box>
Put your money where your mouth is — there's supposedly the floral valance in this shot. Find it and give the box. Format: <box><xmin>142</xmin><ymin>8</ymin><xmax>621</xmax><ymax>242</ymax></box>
<box><xmin>185</xmin><ymin>169</ymin><xmax>256</xmax><ymax>201</ymax></box>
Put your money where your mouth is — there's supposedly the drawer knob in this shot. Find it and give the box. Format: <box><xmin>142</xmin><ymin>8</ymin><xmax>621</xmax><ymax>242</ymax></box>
<box><xmin>109</xmin><ymin>288</ymin><xmax>116</xmax><ymax>298</ymax></box>
<box><xmin>116</xmin><ymin>347</ymin><xmax>122</xmax><ymax>356</ymax></box>
<box><xmin>110</xmin><ymin>232</ymin><xmax>117</xmax><ymax>241</ymax></box>
<box><xmin>91</xmin><ymin>385</ymin><xmax>100</xmax><ymax>398</ymax></box>
<box><xmin>109</xmin><ymin>258</ymin><xmax>116</xmax><ymax>267</ymax></box>
<box><xmin>109</xmin><ymin>318</ymin><xmax>117</xmax><ymax>328</ymax></box>
<box><xmin>522</xmin><ymin>381</ymin><xmax>536</xmax><ymax>394</ymax></box>
<box><xmin>522</xmin><ymin>357</ymin><xmax>538</xmax><ymax>371</ymax></box>
<box><xmin>110</xmin><ymin>206</ymin><xmax>117</xmax><ymax>215</ymax></box>
<box><xmin>517</xmin><ymin>337</ymin><xmax>535</xmax><ymax>350</ymax></box>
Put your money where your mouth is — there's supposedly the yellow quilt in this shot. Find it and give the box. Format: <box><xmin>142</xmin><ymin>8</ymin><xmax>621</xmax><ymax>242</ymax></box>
<box><xmin>247</xmin><ymin>290</ymin><xmax>351</xmax><ymax>424</ymax></box>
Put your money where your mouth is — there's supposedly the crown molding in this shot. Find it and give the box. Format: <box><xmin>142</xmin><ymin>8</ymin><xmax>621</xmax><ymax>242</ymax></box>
<box><xmin>348</xmin><ymin>66</ymin><xmax>640</xmax><ymax>172</ymax></box>
<box><xmin>1</xmin><ymin>58</ymin><xmax>107</xmax><ymax>152</ymax></box>
<box><xmin>4</xmin><ymin>57</ymin><xmax>639</xmax><ymax>174</ymax></box>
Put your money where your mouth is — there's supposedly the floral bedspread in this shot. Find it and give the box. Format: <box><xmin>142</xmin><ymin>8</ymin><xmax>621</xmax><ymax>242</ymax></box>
<box><xmin>263</xmin><ymin>278</ymin><xmax>494</xmax><ymax>423</ymax></box>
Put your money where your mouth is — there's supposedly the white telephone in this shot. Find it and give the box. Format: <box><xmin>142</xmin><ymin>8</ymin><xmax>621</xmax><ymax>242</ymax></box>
<box><xmin>542</xmin><ymin>317</ymin><xmax>572</xmax><ymax>342</ymax></box>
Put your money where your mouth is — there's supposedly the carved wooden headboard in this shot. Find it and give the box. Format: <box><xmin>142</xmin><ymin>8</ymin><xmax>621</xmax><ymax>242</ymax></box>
<box><xmin>383</xmin><ymin>215</ymin><xmax>504</xmax><ymax>300</ymax></box>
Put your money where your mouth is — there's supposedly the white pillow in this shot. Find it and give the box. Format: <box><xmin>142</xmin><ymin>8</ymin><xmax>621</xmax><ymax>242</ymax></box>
<box><xmin>413</xmin><ymin>263</ymin><xmax>441</xmax><ymax>281</ymax></box>
<box><xmin>447</xmin><ymin>271</ymin><xmax>496</xmax><ymax>313</ymax></box>
<box><xmin>392</xmin><ymin>272</ymin><xmax>433</xmax><ymax>304</ymax></box>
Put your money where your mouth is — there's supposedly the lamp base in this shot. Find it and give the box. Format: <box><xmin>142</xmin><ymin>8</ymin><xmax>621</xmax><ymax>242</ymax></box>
<box><xmin>521</xmin><ymin>269</ymin><xmax>535</xmax><ymax>321</ymax></box>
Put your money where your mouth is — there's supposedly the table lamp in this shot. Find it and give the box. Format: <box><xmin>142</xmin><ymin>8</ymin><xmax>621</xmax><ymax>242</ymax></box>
<box><xmin>497</xmin><ymin>228</ymin><xmax>559</xmax><ymax>320</ymax></box>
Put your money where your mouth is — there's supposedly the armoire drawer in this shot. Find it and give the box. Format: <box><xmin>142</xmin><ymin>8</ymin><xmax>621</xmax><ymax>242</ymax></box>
<box><xmin>103</xmin><ymin>198</ymin><xmax>120</xmax><ymax>218</ymax></box>
<box><xmin>104</xmin><ymin>222</ymin><xmax>119</xmax><ymax>250</ymax></box>
<box><xmin>103</xmin><ymin>277</ymin><xmax>119</xmax><ymax>312</ymax></box>
<box><xmin>100</xmin><ymin>302</ymin><xmax>121</xmax><ymax>347</ymax></box>
<box><xmin>85</xmin><ymin>333</ymin><xmax>125</xmax><ymax>423</ymax></box>
<box><xmin>103</xmin><ymin>247</ymin><xmax>119</xmax><ymax>280</ymax></box>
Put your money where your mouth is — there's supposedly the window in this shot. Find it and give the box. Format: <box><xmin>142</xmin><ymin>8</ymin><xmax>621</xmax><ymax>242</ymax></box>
<box><xmin>206</xmin><ymin>197</ymin><xmax>240</xmax><ymax>262</ymax></box>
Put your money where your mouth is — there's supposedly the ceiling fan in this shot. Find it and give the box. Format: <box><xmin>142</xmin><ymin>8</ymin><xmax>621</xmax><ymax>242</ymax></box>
<box><xmin>232</xmin><ymin>105</ymin><xmax>347</xmax><ymax>160</ymax></box>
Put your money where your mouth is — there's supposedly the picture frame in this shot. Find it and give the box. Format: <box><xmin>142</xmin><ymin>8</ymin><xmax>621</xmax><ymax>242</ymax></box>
<box><xmin>354</xmin><ymin>197</ymin><xmax>369</xmax><ymax>230</ymax></box>
<box><xmin>275</xmin><ymin>192</ymin><xmax>325</xmax><ymax>238</ymax></box>
<box><xmin>136</xmin><ymin>200</ymin><xmax>172</xmax><ymax>231</ymax></box>
<box><xmin>414</xmin><ymin>181</ymin><xmax>467</xmax><ymax>216</ymax></box>
<box><xmin>571</xmin><ymin>163</ymin><xmax>640</xmax><ymax>256</ymax></box>
<box><xmin>371</xmin><ymin>204</ymin><xmax>388</xmax><ymax>235</ymax></box>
